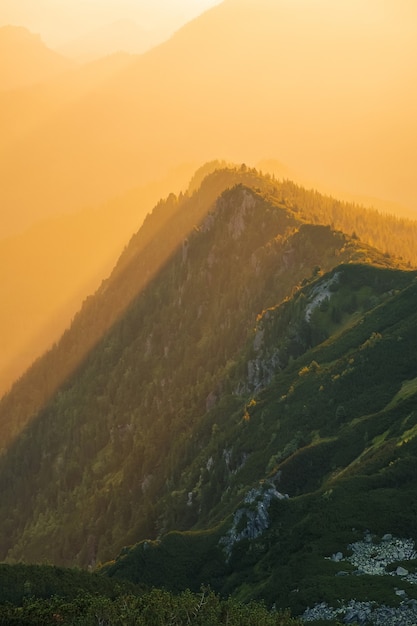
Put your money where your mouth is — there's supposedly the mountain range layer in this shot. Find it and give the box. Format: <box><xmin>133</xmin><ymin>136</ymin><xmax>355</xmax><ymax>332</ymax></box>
<box><xmin>0</xmin><ymin>25</ymin><xmax>73</xmax><ymax>90</ymax></box>
<box><xmin>2</xmin><ymin>2</ymin><xmax>417</xmax><ymax>622</ymax></box>
<box><xmin>2</xmin><ymin>0</ymin><xmax>416</xmax><ymax>419</ymax></box>
<box><xmin>1</xmin><ymin>167</ymin><xmax>417</xmax><ymax>621</ymax></box>
<box><xmin>2</xmin><ymin>0</ymin><xmax>417</xmax><ymax>233</ymax></box>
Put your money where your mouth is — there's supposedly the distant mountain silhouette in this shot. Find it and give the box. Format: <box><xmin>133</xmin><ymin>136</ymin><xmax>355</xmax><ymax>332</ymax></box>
<box><xmin>0</xmin><ymin>26</ymin><xmax>73</xmax><ymax>90</ymax></box>
<box><xmin>57</xmin><ymin>19</ymin><xmax>158</xmax><ymax>63</ymax></box>
<box><xmin>0</xmin><ymin>50</ymin><xmax>137</xmax><ymax>235</ymax></box>
<box><xmin>1</xmin><ymin>0</ymin><xmax>416</xmax><ymax>234</ymax></box>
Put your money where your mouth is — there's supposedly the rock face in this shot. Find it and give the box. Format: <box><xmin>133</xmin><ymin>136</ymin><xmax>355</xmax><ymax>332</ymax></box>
<box><xmin>304</xmin><ymin>272</ymin><xmax>340</xmax><ymax>322</ymax></box>
<box><xmin>227</xmin><ymin>189</ymin><xmax>257</xmax><ymax>240</ymax></box>
<box><xmin>219</xmin><ymin>483</ymin><xmax>287</xmax><ymax>560</ymax></box>
<box><xmin>303</xmin><ymin>532</ymin><xmax>417</xmax><ymax>624</ymax></box>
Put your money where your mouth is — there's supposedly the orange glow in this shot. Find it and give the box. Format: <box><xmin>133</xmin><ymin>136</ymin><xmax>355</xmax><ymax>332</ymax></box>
<box><xmin>1</xmin><ymin>0</ymin><xmax>417</xmax><ymax>396</ymax></box>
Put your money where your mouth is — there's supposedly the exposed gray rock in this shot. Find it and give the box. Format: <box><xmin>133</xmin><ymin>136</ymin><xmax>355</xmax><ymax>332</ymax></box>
<box><xmin>343</xmin><ymin>601</ymin><xmax>372</xmax><ymax>624</ymax></box>
<box><xmin>304</xmin><ymin>272</ymin><xmax>340</xmax><ymax>322</ymax></box>
<box><xmin>344</xmin><ymin>534</ymin><xmax>416</xmax><ymax>576</ymax></box>
<box><xmin>396</xmin><ymin>566</ymin><xmax>409</xmax><ymax>577</ymax></box>
<box><xmin>219</xmin><ymin>483</ymin><xmax>287</xmax><ymax>560</ymax></box>
<box><xmin>253</xmin><ymin>328</ymin><xmax>264</xmax><ymax>353</ymax></box>
<box><xmin>303</xmin><ymin>599</ymin><xmax>417</xmax><ymax>625</ymax></box>
<box><xmin>246</xmin><ymin>350</ymin><xmax>282</xmax><ymax>392</ymax></box>
<box><xmin>225</xmin><ymin>188</ymin><xmax>256</xmax><ymax>240</ymax></box>
<box><xmin>304</xmin><ymin>532</ymin><xmax>417</xmax><ymax>625</ymax></box>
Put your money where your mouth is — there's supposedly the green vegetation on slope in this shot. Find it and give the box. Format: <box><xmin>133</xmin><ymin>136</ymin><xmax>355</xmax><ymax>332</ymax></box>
<box><xmin>0</xmin><ymin>167</ymin><xmax>417</xmax><ymax>619</ymax></box>
<box><xmin>104</xmin><ymin>268</ymin><xmax>417</xmax><ymax>616</ymax></box>
<box><xmin>0</xmin><ymin>565</ymin><xmax>300</xmax><ymax>625</ymax></box>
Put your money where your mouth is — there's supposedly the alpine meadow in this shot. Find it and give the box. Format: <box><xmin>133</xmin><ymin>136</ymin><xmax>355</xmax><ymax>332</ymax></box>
<box><xmin>1</xmin><ymin>1</ymin><xmax>417</xmax><ymax>625</ymax></box>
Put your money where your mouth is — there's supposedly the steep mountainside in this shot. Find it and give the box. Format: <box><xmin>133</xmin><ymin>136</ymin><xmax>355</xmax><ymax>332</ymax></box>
<box><xmin>1</xmin><ymin>168</ymin><xmax>416</xmax><ymax>621</ymax></box>
<box><xmin>0</xmin><ymin>169</ymin><xmax>410</xmax><ymax>565</ymax></box>
<box><xmin>2</xmin><ymin>166</ymin><xmax>411</xmax><ymax>446</ymax></box>
<box><xmin>2</xmin><ymin>159</ymin><xmax>416</xmax><ymax>399</ymax></box>
<box><xmin>105</xmin><ymin>262</ymin><xmax>417</xmax><ymax>619</ymax></box>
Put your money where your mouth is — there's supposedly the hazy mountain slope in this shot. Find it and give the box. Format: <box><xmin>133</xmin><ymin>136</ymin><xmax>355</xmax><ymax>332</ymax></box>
<box><xmin>2</xmin><ymin>166</ymin><xmax>412</xmax><ymax>442</ymax></box>
<box><xmin>0</xmin><ymin>51</ymin><xmax>135</xmax><ymax>164</ymax></box>
<box><xmin>0</xmin><ymin>26</ymin><xmax>73</xmax><ymax>90</ymax></box>
<box><xmin>57</xmin><ymin>19</ymin><xmax>156</xmax><ymax>62</ymax></box>
<box><xmin>2</xmin><ymin>159</ymin><xmax>417</xmax><ymax>397</ymax></box>
<box><xmin>0</xmin><ymin>164</ymin><xmax>194</xmax><ymax>399</ymax></box>
<box><xmin>0</xmin><ymin>169</ymin><xmax>399</xmax><ymax>569</ymax></box>
<box><xmin>0</xmin><ymin>50</ymin><xmax>139</xmax><ymax>237</ymax></box>
<box><xmin>0</xmin><ymin>165</ymin><xmax>245</xmax><ymax>440</ymax></box>
<box><xmin>2</xmin><ymin>0</ymin><xmax>416</xmax><ymax>231</ymax></box>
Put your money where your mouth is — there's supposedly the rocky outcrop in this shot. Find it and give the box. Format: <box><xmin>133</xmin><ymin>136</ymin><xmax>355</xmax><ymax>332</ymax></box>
<box><xmin>227</xmin><ymin>189</ymin><xmax>257</xmax><ymax>240</ymax></box>
<box><xmin>304</xmin><ymin>271</ymin><xmax>340</xmax><ymax>322</ymax></box>
<box><xmin>303</xmin><ymin>532</ymin><xmax>417</xmax><ymax>624</ymax></box>
<box><xmin>219</xmin><ymin>483</ymin><xmax>288</xmax><ymax>560</ymax></box>
<box><xmin>303</xmin><ymin>599</ymin><xmax>417</xmax><ymax>625</ymax></box>
<box><xmin>343</xmin><ymin>532</ymin><xmax>417</xmax><ymax>578</ymax></box>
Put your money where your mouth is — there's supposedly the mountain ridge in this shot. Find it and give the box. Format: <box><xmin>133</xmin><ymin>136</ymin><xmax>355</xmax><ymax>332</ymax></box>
<box><xmin>0</xmin><ymin>168</ymin><xmax>411</xmax><ymax>568</ymax></box>
<box><xmin>2</xmin><ymin>165</ymin><xmax>414</xmax><ymax>439</ymax></box>
<box><xmin>1</xmin><ymin>168</ymin><xmax>416</xmax><ymax>622</ymax></box>
<box><xmin>2</xmin><ymin>0</ymin><xmax>416</xmax><ymax>229</ymax></box>
<box><xmin>56</xmin><ymin>19</ymin><xmax>157</xmax><ymax>62</ymax></box>
<box><xmin>0</xmin><ymin>25</ymin><xmax>74</xmax><ymax>90</ymax></box>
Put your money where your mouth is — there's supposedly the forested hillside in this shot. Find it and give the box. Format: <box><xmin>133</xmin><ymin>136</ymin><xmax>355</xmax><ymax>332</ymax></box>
<box><xmin>1</xmin><ymin>167</ymin><xmax>417</xmax><ymax>622</ymax></box>
<box><xmin>1</xmin><ymin>166</ymin><xmax>415</xmax><ymax>441</ymax></box>
<box><xmin>104</xmin><ymin>262</ymin><xmax>417</xmax><ymax>612</ymax></box>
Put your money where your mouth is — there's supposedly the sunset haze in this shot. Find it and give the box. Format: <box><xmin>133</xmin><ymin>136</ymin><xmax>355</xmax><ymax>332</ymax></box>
<box><xmin>2</xmin><ymin>2</ymin><xmax>417</xmax><ymax>619</ymax></box>
<box><xmin>1</xmin><ymin>1</ymin><xmax>417</xmax><ymax>403</ymax></box>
